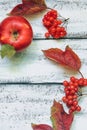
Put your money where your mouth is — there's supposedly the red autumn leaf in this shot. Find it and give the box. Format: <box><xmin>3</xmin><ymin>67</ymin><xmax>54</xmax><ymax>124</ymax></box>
<box><xmin>31</xmin><ymin>123</ymin><xmax>53</xmax><ymax>130</ymax></box>
<box><xmin>9</xmin><ymin>0</ymin><xmax>47</xmax><ymax>16</ymax></box>
<box><xmin>22</xmin><ymin>0</ymin><xmax>46</xmax><ymax>6</ymax></box>
<box><xmin>42</xmin><ymin>46</ymin><xmax>81</xmax><ymax>71</ymax></box>
<box><xmin>22</xmin><ymin>0</ymin><xmax>29</xmax><ymax>3</ymax></box>
<box><xmin>51</xmin><ymin>100</ymin><xmax>74</xmax><ymax>130</ymax></box>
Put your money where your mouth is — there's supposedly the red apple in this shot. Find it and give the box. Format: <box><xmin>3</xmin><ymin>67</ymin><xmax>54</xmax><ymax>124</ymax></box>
<box><xmin>0</xmin><ymin>16</ymin><xmax>33</xmax><ymax>51</ymax></box>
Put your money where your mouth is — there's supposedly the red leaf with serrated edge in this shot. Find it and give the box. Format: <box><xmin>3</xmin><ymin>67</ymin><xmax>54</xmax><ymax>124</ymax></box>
<box><xmin>32</xmin><ymin>123</ymin><xmax>53</xmax><ymax>130</ymax></box>
<box><xmin>42</xmin><ymin>46</ymin><xmax>81</xmax><ymax>71</ymax></box>
<box><xmin>51</xmin><ymin>100</ymin><xmax>74</xmax><ymax>130</ymax></box>
<box><xmin>9</xmin><ymin>0</ymin><xmax>47</xmax><ymax>16</ymax></box>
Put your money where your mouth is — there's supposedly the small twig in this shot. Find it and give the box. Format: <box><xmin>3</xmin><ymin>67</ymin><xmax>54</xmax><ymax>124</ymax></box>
<box><xmin>78</xmin><ymin>70</ymin><xmax>84</xmax><ymax>78</ymax></box>
<box><xmin>78</xmin><ymin>90</ymin><xmax>87</xmax><ymax>97</ymax></box>
<box><xmin>53</xmin><ymin>4</ymin><xmax>57</xmax><ymax>9</ymax></box>
<box><xmin>81</xmin><ymin>93</ymin><xmax>87</xmax><ymax>96</ymax></box>
<box><xmin>77</xmin><ymin>91</ymin><xmax>87</xmax><ymax>102</ymax></box>
<box><xmin>47</xmin><ymin>7</ymin><xmax>53</xmax><ymax>10</ymax></box>
<box><xmin>58</xmin><ymin>14</ymin><xmax>65</xmax><ymax>20</ymax></box>
<box><xmin>61</xmin><ymin>18</ymin><xmax>69</xmax><ymax>28</ymax></box>
<box><xmin>77</xmin><ymin>87</ymin><xmax>83</xmax><ymax>96</ymax></box>
<box><xmin>47</xmin><ymin>4</ymin><xmax>58</xmax><ymax>10</ymax></box>
<box><xmin>63</xmin><ymin>18</ymin><xmax>69</xmax><ymax>22</ymax></box>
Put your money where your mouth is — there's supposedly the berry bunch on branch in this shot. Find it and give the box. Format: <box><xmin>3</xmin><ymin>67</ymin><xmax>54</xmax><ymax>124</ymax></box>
<box><xmin>41</xmin><ymin>45</ymin><xmax>87</xmax><ymax>130</ymax></box>
<box><xmin>62</xmin><ymin>76</ymin><xmax>87</xmax><ymax>114</ymax></box>
<box><xmin>42</xmin><ymin>9</ymin><xmax>68</xmax><ymax>39</ymax></box>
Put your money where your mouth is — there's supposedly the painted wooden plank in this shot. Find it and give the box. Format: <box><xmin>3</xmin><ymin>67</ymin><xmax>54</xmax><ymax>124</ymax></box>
<box><xmin>0</xmin><ymin>0</ymin><xmax>87</xmax><ymax>38</ymax></box>
<box><xmin>0</xmin><ymin>39</ymin><xmax>87</xmax><ymax>83</ymax></box>
<box><xmin>0</xmin><ymin>84</ymin><xmax>87</xmax><ymax>130</ymax></box>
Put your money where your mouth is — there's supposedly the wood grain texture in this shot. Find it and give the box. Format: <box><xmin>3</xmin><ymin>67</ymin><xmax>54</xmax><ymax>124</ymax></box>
<box><xmin>0</xmin><ymin>84</ymin><xmax>87</xmax><ymax>130</ymax></box>
<box><xmin>0</xmin><ymin>1</ymin><xmax>87</xmax><ymax>130</ymax></box>
<box><xmin>0</xmin><ymin>84</ymin><xmax>63</xmax><ymax>130</ymax></box>
<box><xmin>0</xmin><ymin>39</ymin><xmax>87</xmax><ymax>83</ymax></box>
<box><xmin>0</xmin><ymin>0</ymin><xmax>87</xmax><ymax>38</ymax></box>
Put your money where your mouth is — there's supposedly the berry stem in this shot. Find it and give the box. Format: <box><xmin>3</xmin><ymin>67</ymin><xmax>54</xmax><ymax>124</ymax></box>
<box><xmin>63</xmin><ymin>18</ymin><xmax>69</xmax><ymax>22</ymax></box>
<box><xmin>78</xmin><ymin>70</ymin><xmax>84</xmax><ymax>78</ymax></box>
<box><xmin>47</xmin><ymin>4</ymin><xmax>57</xmax><ymax>10</ymax></box>
<box><xmin>78</xmin><ymin>89</ymin><xmax>87</xmax><ymax>97</ymax></box>
<box><xmin>47</xmin><ymin>7</ymin><xmax>53</xmax><ymax>10</ymax></box>
<box><xmin>61</xmin><ymin>18</ymin><xmax>69</xmax><ymax>28</ymax></box>
<box><xmin>78</xmin><ymin>93</ymin><xmax>87</xmax><ymax>102</ymax></box>
<box><xmin>81</xmin><ymin>93</ymin><xmax>87</xmax><ymax>96</ymax></box>
<box><xmin>77</xmin><ymin>88</ymin><xmax>82</xmax><ymax>96</ymax></box>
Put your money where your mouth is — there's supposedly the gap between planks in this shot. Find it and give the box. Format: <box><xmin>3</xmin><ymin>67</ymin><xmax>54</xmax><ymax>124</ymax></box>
<box><xmin>0</xmin><ymin>82</ymin><xmax>63</xmax><ymax>85</ymax></box>
<box><xmin>33</xmin><ymin>37</ymin><xmax>87</xmax><ymax>40</ymax></box>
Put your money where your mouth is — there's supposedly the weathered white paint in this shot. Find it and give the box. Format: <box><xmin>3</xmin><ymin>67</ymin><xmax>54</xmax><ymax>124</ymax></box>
<box><xmin>0</xmin><ymin>39</ymin><xmax>87</xmax><ymax>83</ymax></box>
<box><xmin>0</xmin><ymin>84</ymin><xmax>87</xmax><ymax>130</ymax></box>
<box><xmin>0</xmin><ymin>0</ymin><xmax>87</xmax><ymax>38</ymax></box>
<box><xmin>0</xmin><ymin>84</ymin><xmax>63</xmax><ymax>130</ymax></box>
<box><xmin>0</xmin><ymin>1</ymin><xmax>87</xmax><ymax>130</ymax></box>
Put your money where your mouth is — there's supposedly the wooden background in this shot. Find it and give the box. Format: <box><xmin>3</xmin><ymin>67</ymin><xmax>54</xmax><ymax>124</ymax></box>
<box><xmin>0</xmin><ymin>0</ymin><xmax>87</xmax><ymax>130</ymax></box>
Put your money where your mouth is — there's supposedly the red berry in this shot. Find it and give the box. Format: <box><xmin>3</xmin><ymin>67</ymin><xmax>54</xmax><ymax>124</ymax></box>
<box><xmin>57</xmin><ymin>20</ymin><xmax>62</xmax><ymax>25</ymax></box>
<box><xmin>67</xmin><ymin>100</ymin><xmax>73</xmax><ymax>105</ymax></box>
<box><xmin>73</xmin><ymin>94</ymin><xmax>78</xmax><ymax>99</ymax></box>
<box><xmin>63</xmin><ymin>80</ymin><xmax>69</xmax><ymax>87</ymax></box>
<box><xmin>78</xmin><ymin>78</ymin><xmax>84</xmax><ymax>86</ymax></box>
<box><xmin>70</xmin><ymin>76</ymin><xmax>76</xmax><ymax>82</ymax></box>
<box><xmin>69</xmin><ymin>108</ymin><xmax>73</xmax><ymax>114</ymax></box>
<box><xmin>74</xmin><ymin>78</ymin><xmax>79</xmax><ymax>83</ymax></box>
<box><xmin>51</xmin><ymin>10</ymin><xmax>58</xmax><ymax>18</ymax></box>
<box><xmin>74</xmin><ymin>82</ymin><xmax>78</xmax><ymax>87</ymax></box>
<box><xmin>60</xmin><ymin>27</ymin><xmax>65</xmax><ymax>31</ymax></box>
<box><xmin>74</xmin><ymin>87</ymin><xmax>78</xmax><ymax>92</ymax></box>
<box><xmin>67</xmin><ymin>86</ymin><xmax>71</xmax><ymax>90</ymax></box>
<box><xmin>70</xmin><ymin>85</ymin><xmax>75</xmax><ymax>90</ymax></box>
<box><xmin>70</xmin><ymin>89</ymin><xmax>75</xmax><ymax>94</ymax></box>
<box><xmin>73</xmin><ymin>101</ymin><xmax>78</xmax><ymax>106</ymax></box>
<box><xmin>43</xmin><ymin>15</ymin><xmax>50</xmax><ymax>21</ymax></box>
<box><xmin>60</xmin><ymin>31</ymin><xmax>66</xmax><ymax>37</ymax></box>
<box><xmin>56</xmin><ymin>26</ymin><xmax>61</xmax><ymax>32</ymax></box>
<box><xmin>83</xmin><ymin>79</ymin><xmax>87</xmax><ymax>86</ymax></box>
<box><xmin>49</xmin><ymin>27</ymin><xmax>56</xmax><ymax>34</ymax></box>
<box><xmin>66</xmin><ymin>90</ymin><xmax>70</xmax><ymax>95</ymax></box>
<box><xmin>49</xmin><ymin>17</ymin><xmax>54</xmax><ymax>22</ymax></box>
<box><xmin>53</xmin><ymin>34</ymin><xmax>60</xmax><ymax>39</ymax></box>
<box><xmin>67</xmin><ymin>95</ymin><xmax>73</xmax><ymax>100</ymax></box>
<box><xmin>53</xmin><ymin>20</ymin><xmax>62</xmax><ymax>27</ymax></box>
<box><xmin>45</xmin><ymin>32</ymin><xmax>50</xmax><ymax>38</ymax></box>
<box><xmin>71</xmin><ymin>106</ymin><xmax>76</xmax><ymax>111</ymax></box>
<box><xmin>69</xmin><ymin>81</ymin><xmax>74</xmax><ymax>86</ymax></box>
<box><xmin>62</xmin><ymin>96</ymin><xmax>67</xmax><ymax>103</ymax></box>
<box><xmin>76</xmin><ymin>106</ymin><xmax>81</xmax><ymax>112</ymax></box>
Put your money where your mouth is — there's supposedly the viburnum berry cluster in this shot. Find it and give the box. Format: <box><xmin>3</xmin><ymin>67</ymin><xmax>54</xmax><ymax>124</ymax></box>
<box><xmin>62</xmin><ymin>76</ymin><xmax>87</xmax><ymax>114</ymax></box>
<box><xmin>42</xmin><ymin>9</ymin><xmax>67</xmax><ymax>38</ymax></box>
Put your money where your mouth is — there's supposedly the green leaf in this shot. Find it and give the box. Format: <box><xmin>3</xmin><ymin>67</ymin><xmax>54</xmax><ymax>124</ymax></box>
<box><xmin>0</xmin><ymin>44</ymin><xmax>16</xmax><ymax>58</ymax></box>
